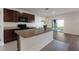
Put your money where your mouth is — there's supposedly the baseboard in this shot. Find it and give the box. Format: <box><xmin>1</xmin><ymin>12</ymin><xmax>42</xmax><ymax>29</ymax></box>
<box><xmin>64</xmin><ymin>33</ymin><xmax>79</xmax><ymax>36</ymax></box>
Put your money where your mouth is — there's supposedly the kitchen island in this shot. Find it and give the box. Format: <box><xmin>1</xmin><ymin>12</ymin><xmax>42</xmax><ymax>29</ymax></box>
<box><xmin>15</xmin><ymin>28</ymin><xmax>53</xmax><ymax>51</ymax></box>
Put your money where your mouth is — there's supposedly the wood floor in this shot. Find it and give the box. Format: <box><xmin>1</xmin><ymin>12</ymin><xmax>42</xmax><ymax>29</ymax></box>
<box><xmin>41</xmin><ymin>31</ymin><xmax>79</xmax><ymax>51</ymax></box>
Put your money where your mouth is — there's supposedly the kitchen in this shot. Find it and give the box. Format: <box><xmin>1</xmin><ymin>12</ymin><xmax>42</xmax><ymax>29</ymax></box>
<box><xmin>1</xmin><ymin>8</ymin><xmax>79</xmax><ymax>51</ymax></box>
<box><xmin>3</xmin><ymin>8</ymin><xmax>53</xmax><ymax>51</ymax></box>
<box><xmin>4</xmin><ymin>8</ymin><xmax>35</xmax><ymax>43</ymax></box>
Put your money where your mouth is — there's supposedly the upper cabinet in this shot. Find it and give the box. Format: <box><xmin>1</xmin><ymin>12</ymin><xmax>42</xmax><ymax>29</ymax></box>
<box><xmin>4</xmin><ymin>8</ymin><xmax>35</xmax><ymax>22</ymax></box>
<box><xmin>13</xmin><ymin>10</ymin><xmax>20</xmax><ymax>22</ymax></box>
<box><xmin>4</xmin><ymin>8</ymin><xmax>20</xmax><ymax>22</ymax></box>
<box><xmin>4</xmin><ymin>9</ymin><xmax>13</xmax><ymax>22</ymax></box>
<box><xmin>28</xmin><ymin>14</ymin><xmax>35</xmax><ymax>22</ymax></box>
<box><xmin>21</xmin><ymin>13</ymin><xmax>35</xmax><ymax>22</ymax></box>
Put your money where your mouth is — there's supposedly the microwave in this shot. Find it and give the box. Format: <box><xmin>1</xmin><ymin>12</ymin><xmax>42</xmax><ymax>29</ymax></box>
<box><xmin>19</xmin><ymin>17</ymin><xmax>28</xmax><ymax>22</ymax></box>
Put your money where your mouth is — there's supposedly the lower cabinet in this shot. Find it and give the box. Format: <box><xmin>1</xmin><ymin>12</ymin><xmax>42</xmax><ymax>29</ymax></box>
<box><xmin>4</xmin><ymin>29</ymin><xmax>18</xmax><ymax>43</ymax></box>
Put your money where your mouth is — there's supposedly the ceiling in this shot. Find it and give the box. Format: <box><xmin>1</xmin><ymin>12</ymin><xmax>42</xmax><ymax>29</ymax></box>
<box><xmin>18</xmin><ymin>8</ymin><xmax>79</xmax><ymax>17</ymax></box>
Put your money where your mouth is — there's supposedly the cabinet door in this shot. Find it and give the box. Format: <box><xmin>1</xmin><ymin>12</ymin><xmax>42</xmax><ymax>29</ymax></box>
<box><xmin>4</xmin><ymin>9</ymin><xmax>14</xmax><ymax>22</ymax></box>
<box><xmin>22</xmin><ymin>13</ymin><xmax>35</xmax><ymax>22</ymax></box>
<box><xmin>4</xmin><ymin>30</ymin><xmax>14</xmax><ymax>43</ymax></box>
<box><xmin>4</xmin><ymin>29</ymin><xmax>18</xmax><ymax>43</ymax></box>
<box><xmin>4</xmin><ymin>8</ymin><xmax>20</xmax><ymax>22</ymax></box>
<box><xmin>28</xmin><ymin>14</ymin><xmax>35</xmax><ymax>22</ymax></box>
<box><xmin>21</xmin><ymin>13</ymin><xmax>29</xmax><ymax>22</ymax></box>
<box><xmin>13</xmin><ymin>11</ymin><xmax>20</xmax><ymax>22</ymax></box>
<box><xmin>21</xmin><ymin>13</ymin><xmax>28</xmax><ymax>17</ymax></box>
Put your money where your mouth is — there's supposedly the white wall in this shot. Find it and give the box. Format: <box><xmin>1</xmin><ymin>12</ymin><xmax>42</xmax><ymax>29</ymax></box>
<box><xmin>0</xmin><ymin>8</ymin><xmax>4</xmax><ymax>46</ymax></box>
<box><xmin>35</xmin><ymin>15</ymin><xmax>44</xmax><ymax>28</ymax></box>
<box><xmin>4</xmin><ymin>8</ymin><xmax>45</xmax><ymax>28</ymax></box>
<box><xmin>55</xmin><ymin>11</ymin><xmax>79</xmax><ymax>35</ymax></box>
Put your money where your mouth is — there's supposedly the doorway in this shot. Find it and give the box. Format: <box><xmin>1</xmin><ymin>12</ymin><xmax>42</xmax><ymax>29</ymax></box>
<box><xmin>53</xmin><ymin>19</ymin><xmax>64</xmax><ymax>32</ymax></box>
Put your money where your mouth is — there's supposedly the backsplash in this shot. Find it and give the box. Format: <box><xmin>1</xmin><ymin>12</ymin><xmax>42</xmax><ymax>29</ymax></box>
<box><xmin>4</xmin><ymin>22</ymin><xmax>35</xmax><ymax>27</ymax></box>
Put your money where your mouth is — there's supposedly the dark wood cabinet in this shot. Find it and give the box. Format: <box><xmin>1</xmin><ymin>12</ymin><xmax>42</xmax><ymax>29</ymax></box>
<box><xmin>4</xmin><ymin>8</ymin><xmax>35</xmax><ymax>22</ymax></box>
<box><xmin>28</xmin><ymin>14</ymin><xmax>35</xmax><ymax>22</ymax></box>
<box><xmin>21</xmin><ymin>13</ymin><xmax>28</xmax><ymax>17</ymax></box>
<box><xmin>4</xmin><ymin>29</ymin><xmax>18</xmax><ymax>43</ymax></box>
<box><xmin>21</xmin><ymin>13</ymin><xmax>35</xmax><ymax>22</ymax></box>
<box><xmin>4</xmin><ymin>8</ymin><xmax>20</xmax><ymax>22</ymax></box>
<box><xmin>4</xmin><ymin>9</ymin><xmax>14</xmax><ymax>22</ymax></box>
<box><xmin>13</xmin><ymin>11</ymin><xmax>20</xmax><ymax>22</ymax></box>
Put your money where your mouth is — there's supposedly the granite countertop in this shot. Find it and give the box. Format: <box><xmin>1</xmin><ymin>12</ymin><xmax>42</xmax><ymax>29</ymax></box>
<box><xmin>4</xmin><ymin>27</ymin><xmax>20</xmax><ymax>30</ymax></box>
<box><xmin>15</xmin><ymin>28</ymin><xmax>52</xmax><ymax>38</ymax></box>
<box><xmin>4</xmin><ymin>27</ymin><xmax>36</xmax><ymax>30</ymax></box>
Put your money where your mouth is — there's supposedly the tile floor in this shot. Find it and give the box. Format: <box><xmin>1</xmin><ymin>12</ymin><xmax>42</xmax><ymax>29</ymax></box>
<box><xmin>0</xmin><ymin>41</ymin><xmax>17</xmax><ymax>51</ymax></box>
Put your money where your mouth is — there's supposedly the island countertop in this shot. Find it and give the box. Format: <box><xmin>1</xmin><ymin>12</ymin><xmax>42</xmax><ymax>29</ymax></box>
<box><xmin>15</xmin><ymin>28</ymin><xmax>52</xmax><ymax>38</ymax></box>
